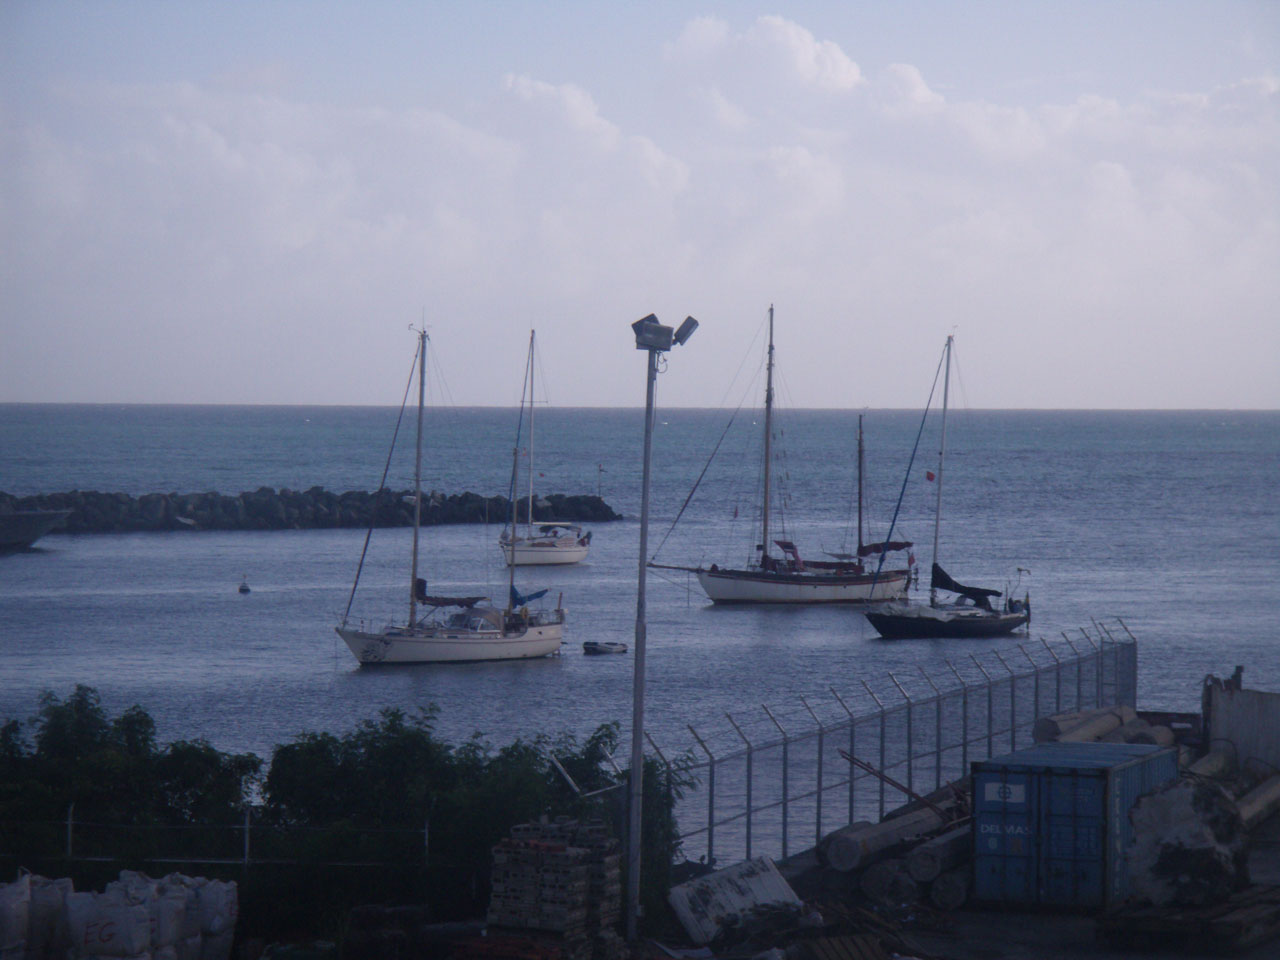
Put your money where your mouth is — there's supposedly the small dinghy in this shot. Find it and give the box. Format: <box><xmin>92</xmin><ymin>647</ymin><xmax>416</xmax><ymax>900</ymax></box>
<box><xmin>582</xmin><ymin>641</ymin><xmax>627</xmax><ymax>655</ymax></box>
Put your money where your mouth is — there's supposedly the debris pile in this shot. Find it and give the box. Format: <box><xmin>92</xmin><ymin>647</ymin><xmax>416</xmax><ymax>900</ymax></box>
<box><xmin>1129</xmin><ymin>776</ymin><xmax>1251</xmax><ymax>907</ymax></box>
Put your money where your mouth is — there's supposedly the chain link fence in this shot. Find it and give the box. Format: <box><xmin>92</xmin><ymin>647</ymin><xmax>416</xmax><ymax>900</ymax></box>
<box><xmin>647</xmin><ymin>620</ymin><xmax>1138</xmax><ymax>867</ymax></box>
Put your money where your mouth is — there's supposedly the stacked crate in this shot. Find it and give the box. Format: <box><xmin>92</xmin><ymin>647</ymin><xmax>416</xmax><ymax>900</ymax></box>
<box><xmin>485</xmin><ymin>819</ymin><xmax>624</xmax><ymax>960</ymax></box>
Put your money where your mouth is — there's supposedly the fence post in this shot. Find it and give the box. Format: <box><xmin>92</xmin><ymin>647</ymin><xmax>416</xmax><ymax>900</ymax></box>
<box><xmin>918</xmin><ymin>667</ymin><xmax>943</xmax><ymax>791</ymax></box>
<box><xmin>726</xmin><ymin>713</ymin><xmax>753</xmax><ymax>862</ymax></box>
<box><xmin>888</xmin><ymin>673</ymin><xmax>915</xmax><ymax>797</ymax></box>
<box><xmin>969</xmin><ymin>655</ymin><xmax>995</xmax><ymax>760</ymax></box>
<box><xmin>1020</xmin><ymin>643</ymin><xmax>1040</xmax><ymax>727</ymax></box>
<box><xmin>1063</xmin><ymin>633</ymin><xmax>1082</xmax><ymax>709</ymax></box>
<box><xmin>860</xmin><ymin>679</ymin><xmax>887</xmax><ymax>820</ymax></box>
<box><xmin>762</xmin><ymin>705</ymin><xmax>790</xmax><ymax>859</ymax></box>
<box><xmin>243</xmin><ymin>806</ymin><xmax>251</xmax><ymax>873</ymax></box>
<box><xmin>994</xmin><ymin>651</ymin><xmax>1017</xmax><ymax>751</ymax></box>
<box><xmin>801</xmin><ymin>696</ymin><xmax>825</xmax><ymax>848</ymax></box>
<box><xmin>66</xmin><ymin>802</ymin><xmax>74</xmax><ymax>859</ymax></box>
<box><xmin>1081</xmin><ymin>629</ymin><xmax>1101</xmax><ymax>707</ymax></box>
<box><xmin>688</xmin><ymin>725</ymin><xmax>717</xmax><ymax>867</ymax></box>
<box><xmin>1117</xmin><ymin>619</ymin><xmax>1139</xmax><ymax>705</ymax></box>
<box><xmin>645</xmin><ymin>732</ymin><xmax>679</xmax><ymax>870</ymax></box>
<box><xmin>1096</xmin><ymin>620</ymin><xmax>1124</xmax><ymax>706</ymax></box>
<box><xmin>946</xmin><ymin>660</ymin><xmax>969</xmax><ymax>776</ymax></box>
<box><xmin>1042</xmin><ymin>638</ymin><xmax>1062</xmax><ymax>714</ymax></box>
<box><xmin>830</xmin><ymin>687</ymin><xmax>857</xmax><ymax>824</ymax></box>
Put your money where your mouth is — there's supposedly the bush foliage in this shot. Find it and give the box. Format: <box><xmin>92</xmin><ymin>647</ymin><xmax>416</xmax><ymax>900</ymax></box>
<box><xmin>0</xmin><ymin>686</ymin><xmax>687</xmax><ymax>939</ymax></box>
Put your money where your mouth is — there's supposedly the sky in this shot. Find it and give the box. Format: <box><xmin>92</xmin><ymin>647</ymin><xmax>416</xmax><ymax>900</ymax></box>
<box><xmin>1</xmin><ymin>1</ymin><xmax>1277</xmax><ymax>409</ymax></box>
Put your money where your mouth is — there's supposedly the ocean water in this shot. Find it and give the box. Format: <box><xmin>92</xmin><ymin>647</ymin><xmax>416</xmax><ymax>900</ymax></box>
<box><xmin>1</xmin><ymin>403</ymin><xmax>1277</xmax><ymax>762</ymax></box>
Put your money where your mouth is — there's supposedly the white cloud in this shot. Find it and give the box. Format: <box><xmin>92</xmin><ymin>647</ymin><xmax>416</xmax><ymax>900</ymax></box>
<box><xmin>666</xmin><ymin>15</ymin><xmax>862</xmax><ymax>95</ymax></box>
<box><xmin>2</xmin><ymin>11</ymin><xmax>1277</xmax><ymax>409</ymax></box>
<box><xmin>666</xmin><ymin>16</ymin><xmax>731</xmax><ymax>59</ymax></box>
<box><xmin>767</xmin><ymin>145</ymin><xmax>845</xmax><ymax>220</ymax></box>
<box><xmin>880</xmin><ymin>63</ymin><xmax>945</xmax><ymax>115</ymax></box>
<box><xmin>700</xmin><ymin>86</ymin><xmax>751</xmax><ymax>131</ymax></box>
<box><xmin>748</xmin><ymin>16</ymin><xmax>862</xmax><ymax>93</ymax></box>
<box><xmin>504</xmin><ymin>74</ymin><xmax>621</xmax><ymax>149</ymax></box>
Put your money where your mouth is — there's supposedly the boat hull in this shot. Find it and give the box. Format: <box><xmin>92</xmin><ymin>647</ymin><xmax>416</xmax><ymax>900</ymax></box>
<box><xmin>695</xmin><ymin>567</ymin><xmax>911</xmax><ymax>604</ymax></box>
<box><xmin>865</xmin><ymin>605</ymin><xmax>1029</xmax><ymax>639</ymax></box>
<box><xmin>0</xmin><ymin>510</ymin><xmax>72</xmax><ymax>550</ymax></box>
<box><xmin>501</xmin><ymin>538</ymin><xmax>589</xmax><ymax>566</ymax></box>
<box><xmin>337</xmin><ymin>620</ymin><xmax>564</xmax><ymax>664</ymax></box>
<box><xmin>583</xmin><ymin>641</ymin><xmax>627</xmax><ymax>655</ymax></box>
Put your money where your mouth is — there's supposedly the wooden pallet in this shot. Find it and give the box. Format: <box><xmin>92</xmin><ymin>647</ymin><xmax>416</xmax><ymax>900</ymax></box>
<box><xmin>1097</xmin><ymin>884</ymin><xmax>1280</xmax><ymax>954</ymax></box>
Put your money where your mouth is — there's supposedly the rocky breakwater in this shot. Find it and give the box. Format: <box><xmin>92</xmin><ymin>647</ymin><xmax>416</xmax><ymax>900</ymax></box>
<box><xmin>0</xmin><ymin>488</ymin><xmax>623</xmax><ymax>534</ymax></box>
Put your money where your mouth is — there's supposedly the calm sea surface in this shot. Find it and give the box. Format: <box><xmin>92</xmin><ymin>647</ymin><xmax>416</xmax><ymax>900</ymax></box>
<box><xmin>1</xmin><ymin>403</ymin><xmax>1277</xmax><ymax>761</ymax></box>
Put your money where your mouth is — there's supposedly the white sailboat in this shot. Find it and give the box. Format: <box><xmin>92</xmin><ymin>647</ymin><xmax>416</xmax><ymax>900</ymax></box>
<box><xmin>656</xmin><ymin>306</ymin><xmax>913</xmax><ymax>604</ymax></box>
<box><xmin>499</xmin><ymin>330</ymin><xmax>592</xmax><ymax>566</ymax></box>
<box><xmin>864</xmin><ymin>335</ymin><xmax>1030</xmax><ymax>639</ymax></box>
<box><xmin>336</xmin><ymin>330</ymin><xmax>565</xmax><ymax>664</ymax></box>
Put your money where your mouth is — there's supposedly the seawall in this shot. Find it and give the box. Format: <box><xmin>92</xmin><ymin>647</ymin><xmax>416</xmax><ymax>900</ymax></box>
<box><xmin>0</xmin><ymin>488</ymin><xmax>623</xmax><ymax>534</ymax></box>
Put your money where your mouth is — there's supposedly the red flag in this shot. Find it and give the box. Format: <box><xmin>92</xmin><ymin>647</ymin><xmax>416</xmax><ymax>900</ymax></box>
<box><xmin>926</xmin><ymin>470</ymin><xmax>936</xmax><ymax>481</ymax></box>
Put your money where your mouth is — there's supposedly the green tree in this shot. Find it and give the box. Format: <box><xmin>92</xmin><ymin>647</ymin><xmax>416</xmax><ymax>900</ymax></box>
<box><xmin>154</xmin><ymin>740</ymin><xmax>261</xmax><ymax>824</ymax></box>
<box><xmin>35</xmin><ymin>685</ymin><xmax>111</xmax><ymax>761</ymax></box>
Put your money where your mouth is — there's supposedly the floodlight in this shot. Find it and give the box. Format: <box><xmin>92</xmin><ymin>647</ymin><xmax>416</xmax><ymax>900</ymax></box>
<box><xmin>631</xmin><ymin>314</ymin><xmax>674</xmax><ymax>351</ymax></box>
<box><xmin>673</xmin><ymin>316</ymin><xmax>698</xmax><ymax>346</ymax></box>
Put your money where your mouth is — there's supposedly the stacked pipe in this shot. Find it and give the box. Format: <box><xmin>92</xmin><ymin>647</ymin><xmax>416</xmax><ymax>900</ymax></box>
<box><xmin>816</xmin><ymin>803</ymin><xmax>972</xmax><ymax>913</ymax></box>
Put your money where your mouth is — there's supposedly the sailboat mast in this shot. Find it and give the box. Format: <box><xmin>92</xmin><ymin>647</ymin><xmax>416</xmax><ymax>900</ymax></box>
<box><xmin>930</xmin><ymin>335</ymin><xmax>953</xmax><ymax>607</ymax></box>
<box><xmin>760</xmin><ymin>305</ymin><xmax>775</xmax><ymax>562</ymax></box>
<box><xmin>507</xmin><ymin>441</ymin><xmax>519</xmax><ymax>610</ymax></box>
<box><xmin>409</xmin><ymin>330</ymin><xmax>426</xmax><ymax>625</ymax></box>
<box><xmin>526</xmin><ymin>330</ymin><xmax>535</xmax><ymax>536</ymax></box>
<box><xmin>857</xmin><ymin>413</ymin><xmax>865</xmax><ymax>553</ymax></box>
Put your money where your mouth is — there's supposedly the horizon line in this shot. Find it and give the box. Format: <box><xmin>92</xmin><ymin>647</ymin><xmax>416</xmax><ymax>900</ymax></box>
<box><xmin>1</xmin><ymin>401</ymin><xmax>1278</xmax><ymax>414</ymax></box>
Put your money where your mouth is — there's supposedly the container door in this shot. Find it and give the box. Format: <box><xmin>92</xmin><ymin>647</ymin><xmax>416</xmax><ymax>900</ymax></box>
<box><xmin>1039</xmin><ymin>768</ymin><xmax>1107</xmax><ymax>909</ymax></box>
<box><xmin>972</xmin><ymin>769</ymin><xmax>1037</xmax><ymax>905</ymax></box>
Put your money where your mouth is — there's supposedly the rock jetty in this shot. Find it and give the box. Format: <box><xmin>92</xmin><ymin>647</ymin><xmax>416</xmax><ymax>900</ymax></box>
<box><xmin>0</xmin><ymin>488</ymin><xmax>622</xmax><ymax>534</ymax></box>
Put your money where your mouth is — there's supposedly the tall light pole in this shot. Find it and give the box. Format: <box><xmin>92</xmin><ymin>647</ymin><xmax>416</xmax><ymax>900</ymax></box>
<box><xmin>628</xmin><ymin>313</ymin><xmax>697</xmax><ymax>942</ymax></box>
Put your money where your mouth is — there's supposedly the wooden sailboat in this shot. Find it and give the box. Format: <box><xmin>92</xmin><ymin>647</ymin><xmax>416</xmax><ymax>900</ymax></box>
<box><xmin>657</xmin><ymin>306</ymin><xmax>913</xmax><ymax>604</ymax></box>
<box><xmin>499</xmin><ymin>331</ymin><xmax>592</xmax><ymax>566</ymax></box>
<box><xmin>336</xmin><ymin>330</ymin><xmax>565</xmax><ymax>664</ymax></box>
<box><xmin>864</xmin><ymin>335</ymin><xmax>1030</xmax><ymax>639</ymax></box>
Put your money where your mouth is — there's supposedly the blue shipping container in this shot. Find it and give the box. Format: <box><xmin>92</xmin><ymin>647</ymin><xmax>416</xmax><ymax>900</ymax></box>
<box><xmin>971</xmin><ymin>742</ymin><xmax>1178</xmax><ymax>911</ymax></box>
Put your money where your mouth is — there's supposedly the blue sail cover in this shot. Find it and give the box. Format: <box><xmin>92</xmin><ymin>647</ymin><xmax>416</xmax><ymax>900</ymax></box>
<box><xmin>510</xmin><ymin>585</ymin><xmax>549</xmax><ymax>607</ymax></box>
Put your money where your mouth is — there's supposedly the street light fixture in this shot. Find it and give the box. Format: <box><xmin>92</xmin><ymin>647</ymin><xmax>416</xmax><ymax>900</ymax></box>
<box><xmin>627</xmin><ymin>312</ymin><xmax>697</xmax><ymax>942</ymax></box>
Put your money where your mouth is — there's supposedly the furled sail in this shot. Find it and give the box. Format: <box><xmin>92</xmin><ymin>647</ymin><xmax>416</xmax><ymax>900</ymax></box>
<box><xmin>510</xmin><ymin>585</ymin><xmax>549</xmax><ymax>608</ymax></box>
<box><xmin>931</xmin><ymin>563</ymin><xmax>1001</xmax><ymax>608</ymax></box>
<box><xmin>857</xmin><ymin>540</ymin><xmax>913</xmax><ymax>558</ymax></box>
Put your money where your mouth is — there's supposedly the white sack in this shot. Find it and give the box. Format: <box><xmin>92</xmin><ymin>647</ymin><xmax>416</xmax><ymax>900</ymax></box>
<box><xmin>25</xmin><ymin>875</ymin><xmax>72</xmax><ymax>960</ymax></box>
<box><xmin>0</xmin><ymin>875</ymin><xmax>31</xmax><ymax>960</ymax></box>
<box><xmin>65</xmin><ymin>892</ymin><xmax>150</xmax><ymax>958</ymax></box>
